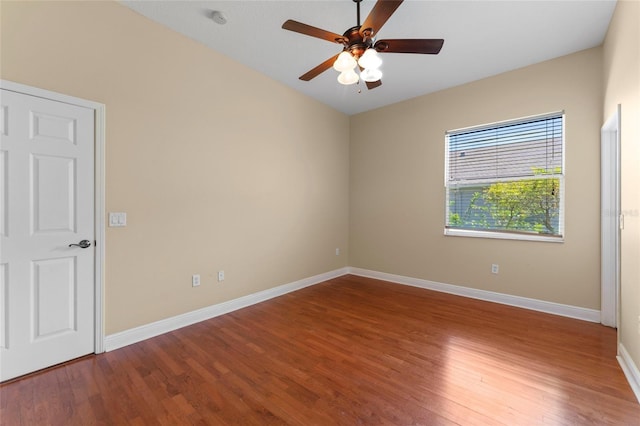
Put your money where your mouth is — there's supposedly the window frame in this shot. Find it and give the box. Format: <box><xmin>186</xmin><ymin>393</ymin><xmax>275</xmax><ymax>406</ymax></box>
<box><xmin>444</xmin><ymin>112</ymin><xmax>565</xmax><ymax>243</ymax></box>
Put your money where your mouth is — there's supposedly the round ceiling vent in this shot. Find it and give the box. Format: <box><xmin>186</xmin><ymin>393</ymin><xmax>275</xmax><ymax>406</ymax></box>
<box><xmin>211</xmin><ymin>10</ymin><xmax>227</xmax><ymax>25</ymax></box>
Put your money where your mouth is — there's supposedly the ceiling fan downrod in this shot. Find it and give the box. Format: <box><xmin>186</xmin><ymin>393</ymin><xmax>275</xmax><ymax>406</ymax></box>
<box><xmin>342</xmin><ymin>0</ymin><xmax>372</xmax><ymax>59</ymax></box>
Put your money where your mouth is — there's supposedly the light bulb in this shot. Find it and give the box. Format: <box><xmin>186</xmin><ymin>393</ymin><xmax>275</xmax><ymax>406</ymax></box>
<box><xmin>337</xmin><ymin>69</ymin><xmax>359</xmax><ymax>85</ymax></box>
<box><xmin>333</xmin><ymin>51</ymin><xmax>357</xmax><ymax>72</ymax></box>
<box><xmin>360</xmin><ymin>67</ymin><xmax>382</xmax><ymax>83</ymax></box>
<box><xmin>358</xmin><ymin>48</ymin><xmax>382</xmax><ymax>70</ymax></box>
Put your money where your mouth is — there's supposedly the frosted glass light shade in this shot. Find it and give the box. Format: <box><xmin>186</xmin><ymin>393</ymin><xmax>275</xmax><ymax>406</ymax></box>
<box><xmin>360</xmin><ymin>67</ymin><xmax>382</xmax><ymax>82</ymax></box>
<box><xmin>358</xmin><ymin>48</ymin><xmax>382</xmax><ymax>69</ymax></box>
<box><xmin>337</xmin><ymin>69</ymin><xmax>359</xmax><ymax>85</ymax></box>
<box><xmin>333</xmin><ymin>51</ymin><xmax>357</xmax><ymax>72</ymax></box>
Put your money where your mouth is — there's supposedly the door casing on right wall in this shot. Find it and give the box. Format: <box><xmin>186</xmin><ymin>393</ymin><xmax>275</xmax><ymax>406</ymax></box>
<box><xmin>600</xmin><ymin>104</ymin><xmax>621</xmax><ymax>329</ymax></box>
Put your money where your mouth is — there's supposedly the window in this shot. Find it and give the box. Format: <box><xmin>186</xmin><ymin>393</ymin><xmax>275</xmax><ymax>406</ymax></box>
<box><xmin>445</xmin><ymin>112</ymin><xmax>564</xmax><ymax>242</ymax></box>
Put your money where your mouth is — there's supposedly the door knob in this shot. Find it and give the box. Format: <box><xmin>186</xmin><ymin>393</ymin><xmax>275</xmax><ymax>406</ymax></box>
<box><xmin>69</xmin><ymin>240</ymin><xmax>91</xmax><ymax>249</ymax></box>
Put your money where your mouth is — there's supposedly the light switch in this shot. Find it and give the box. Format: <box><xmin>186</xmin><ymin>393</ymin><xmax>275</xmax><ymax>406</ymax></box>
<box><xmin>109</xmin><ymin>212</ymin><xmax>127</xmax><ymax>227</ymax></box>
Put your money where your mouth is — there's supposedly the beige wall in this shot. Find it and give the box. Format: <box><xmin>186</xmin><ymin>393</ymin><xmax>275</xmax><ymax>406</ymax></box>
<box><xmin>603</xmin><ymin>0</ymin><xmax>640</xmax><ymax>373</ymax></box>
<box><xmin>0</xmin><ymin>1</ymin><xmax>350</xmax><ymax>334</ymax></box>
<box><xmin>350</xmin><ymin>47</ymin><xmax>603</xmax><ymax>309</ymax></box>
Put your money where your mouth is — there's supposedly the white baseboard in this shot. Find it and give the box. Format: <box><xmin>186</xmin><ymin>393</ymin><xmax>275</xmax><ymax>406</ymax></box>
<box><xmin>105</xmin><ymin>265</ymin><xmax>602</xmax><ymax>352</ymax></box>
<box><xmin>347</xmin><ymin>267</ymin><xmax>601</xmax><ymax>323</ymax></box>
<box><xmin>104</xmin><ymin>267</ymin><xmax>349</xmax><ymax>351</ymax></box>
<box><xmin>618</xmin><ymin>344</ymin><xmax>640</xmax><ymax>404</ymax></box>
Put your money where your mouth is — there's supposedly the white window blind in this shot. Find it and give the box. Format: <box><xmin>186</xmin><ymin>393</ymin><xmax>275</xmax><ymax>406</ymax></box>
<box><xmin>445</xmin><ymin>112</ymin><xmax>564</xmax><ymax>240</ymax></box>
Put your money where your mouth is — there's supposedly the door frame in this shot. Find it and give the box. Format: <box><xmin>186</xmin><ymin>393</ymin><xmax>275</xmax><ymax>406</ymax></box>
<box><xmin>1</xmin><ymin>79</ymin><xmax>106</xmax><ymax>353</ymax></box>
<box><xmin>600</xmin><ymin>104</ymin><xmax>621</xmax><ymax>329</ymax></box>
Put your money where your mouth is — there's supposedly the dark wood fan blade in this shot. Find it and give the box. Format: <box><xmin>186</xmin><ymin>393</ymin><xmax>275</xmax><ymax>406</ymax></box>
<box><xmin>374</xmin><ymin>39</ymin><xmax>444</xmax><ymax>54</ymax></box>
<box><xmin>282</xmin><ymin>20</ymin><xmax>346</xmax><ymax>44</ymax></box>
<box><xmin>365</xmin><ymin>79</ymin><xmax>382</xmax><ymax>90</ymax></box>
<box><xmin>360</xmin><ymin>0</ymin><xmax>404</xmax><ymax>37</ymax></box>
<box><xmin>299</xmin><ymin>53</ymin><xmax>341</xmax><ymax>81</ymax></box>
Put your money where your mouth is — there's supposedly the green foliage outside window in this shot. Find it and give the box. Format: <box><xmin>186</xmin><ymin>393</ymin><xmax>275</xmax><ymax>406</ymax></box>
<box><xmin>448</xmin><ymin>168</ymin><xmax>561</xmax><ymax>235</ymax></box>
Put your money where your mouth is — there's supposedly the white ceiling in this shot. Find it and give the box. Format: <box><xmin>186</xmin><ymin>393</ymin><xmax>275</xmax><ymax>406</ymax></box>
<box><xmin>121</xmin><ymin>0</ymin><xmax>617</xmax><ymax>115</ymax></box>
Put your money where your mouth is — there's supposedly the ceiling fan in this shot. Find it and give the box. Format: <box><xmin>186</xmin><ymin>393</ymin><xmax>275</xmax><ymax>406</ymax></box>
<box><xmin>282</xmin><ymin>0</ymin><xmax>444</xmax><ymax>90</ymax></box>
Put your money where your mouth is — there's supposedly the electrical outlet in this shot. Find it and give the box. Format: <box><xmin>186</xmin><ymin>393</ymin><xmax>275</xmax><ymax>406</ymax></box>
<box><xmin>491</xmin><ymin>264</ymin><xmax>499</xmax><ymax>274</ymax></box>
<box><xmin>335</xmin><ymin>248</ymin><xmax>340</xmax><ymax>256</ymax></box>
<box><xmin>192</xmin><ymin>274</ymin><xmax>201</xmax><ymax>287</ymax></box>
<box><xmin>218</xmin><ymin>270</ymin><xmax>225</xmax><ymax>282</ymax></box>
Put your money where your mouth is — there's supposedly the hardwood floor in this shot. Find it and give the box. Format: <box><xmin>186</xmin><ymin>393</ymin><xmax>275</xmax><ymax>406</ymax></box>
<box><xmin>2</xmin><ymin>274</ymin><xmax>639</xmax><ymax>425</ymax></box>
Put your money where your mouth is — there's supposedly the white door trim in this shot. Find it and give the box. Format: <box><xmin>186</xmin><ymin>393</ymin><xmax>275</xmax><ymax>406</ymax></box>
<box><xmin>1</xmin><ymin>80</ymin><xmax>106</xmax><ymax>353</ymax></box>
<box><xmin>600</xmin><ymin>104</ymin><xmax>621</xmax><ymax>329</ymax></box>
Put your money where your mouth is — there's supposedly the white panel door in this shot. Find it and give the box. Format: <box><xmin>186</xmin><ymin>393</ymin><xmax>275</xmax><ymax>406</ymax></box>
<box><xmin>0</xmin><ymin>89</ymin><xmax>95</xmax><ymax>381</ymax></box>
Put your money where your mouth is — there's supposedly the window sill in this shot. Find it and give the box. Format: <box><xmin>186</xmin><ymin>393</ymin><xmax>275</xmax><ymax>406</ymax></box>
<box><xmin>444</xmin><ymin>228</ymin><xmax>564</xmax><ymax>243</ymax></box>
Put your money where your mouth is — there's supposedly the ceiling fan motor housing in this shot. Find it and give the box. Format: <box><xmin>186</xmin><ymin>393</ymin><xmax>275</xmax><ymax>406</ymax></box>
<box><xmin>341</xmin><ymin>26</ymin><xmax>373</xmax><ymax>58</ymax></box>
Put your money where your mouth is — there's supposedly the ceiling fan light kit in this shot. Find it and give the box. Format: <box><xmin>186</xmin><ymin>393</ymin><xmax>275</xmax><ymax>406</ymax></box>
<box><xmin>333</xmin><ymin>44</ymin><xmax>383</xmax><ymax>86</ymax></box>
<box><xmin>332</xmin><ymin>46</ymin><xmax>381</xmax><ymax>86</ymax></box>
<box><xmin>333</xmin><ymin>51</ymin><xmax>358</xmax><ymax>72</ymax></box>
<box><xmin>360</xmin><ymin>67</ymin><xmax>383</xmax><ymax>83</ymax></box>
<box><xmin>282</xmin><ymin>0</ymin><xmax>444</xmax><ymax>90</ymax></box>
<box><xmin>358</xmin><ymin>48</ymin><xmax>382</xmax><ymax>70</ymax></box>
<box><xmin>338</xmin><ymin>69</ymin><xmax>360</xmax><ymax>85</ymax></box>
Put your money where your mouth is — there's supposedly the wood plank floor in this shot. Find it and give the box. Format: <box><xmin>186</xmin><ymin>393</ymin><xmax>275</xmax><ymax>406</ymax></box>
<box><xmin>2</xmin><ymin>274</ymin><xmax>639</xmax><ymax>425</ymax></box>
